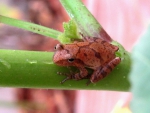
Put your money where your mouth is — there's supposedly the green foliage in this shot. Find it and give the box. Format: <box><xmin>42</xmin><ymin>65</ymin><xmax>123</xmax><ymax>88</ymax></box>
<box><xmin>129</xmin><ymin>26</ymin><xmax>150</xmax><ymax>113</ymax></box>
<box><xmin>58</xmin><ymin>20</ymin><xmax>81</xmax><ymax>44</ymax></box>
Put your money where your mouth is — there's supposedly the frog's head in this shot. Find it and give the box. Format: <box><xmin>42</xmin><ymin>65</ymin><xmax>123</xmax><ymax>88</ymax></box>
<box><xmin>53</xmin><ymin>44</ymin><xmax>78</xmax><ymax>66</ymax></box>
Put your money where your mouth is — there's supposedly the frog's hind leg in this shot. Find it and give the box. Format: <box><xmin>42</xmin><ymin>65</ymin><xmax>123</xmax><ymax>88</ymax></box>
<box><xmin>90</xmin><ymin>57</ymin><xmax>121</xmax><ymax>83</ymax></box>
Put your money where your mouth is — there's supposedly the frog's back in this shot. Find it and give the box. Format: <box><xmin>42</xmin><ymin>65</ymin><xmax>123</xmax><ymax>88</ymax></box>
<box><xmin>61</xmin><ymin>38</ymin><xmax>118</xmax><ymax>68</ymax></box>
<box><xmin>90</xmin><ymin>38</ymin><xmax>118</xmax><ymax>64</ymax></box>
<box><xmin>75</xmin><ymin>38</ymin><xmax>118</xmax><ymax>68</ymax></box>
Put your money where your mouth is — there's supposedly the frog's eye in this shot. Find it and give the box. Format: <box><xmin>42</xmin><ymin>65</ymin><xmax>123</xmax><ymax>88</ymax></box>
<box><xmin>68</xmin><ymin>58</ymin><xmax>74</xmax><ymax>62</ymax></box>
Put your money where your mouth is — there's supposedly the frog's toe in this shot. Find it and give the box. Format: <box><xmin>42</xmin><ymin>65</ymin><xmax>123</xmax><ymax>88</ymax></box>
<box><xmin>60</xmin><ymin>76</ymin><xmax>71</xmax><ymax>84</ymax></box>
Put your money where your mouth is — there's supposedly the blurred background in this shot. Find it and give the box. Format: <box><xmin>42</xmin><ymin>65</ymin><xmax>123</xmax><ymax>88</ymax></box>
<box><xmin>0</xmin><ymin>0</ymin><xmax>150</xmax><ymax>113</ymax></box>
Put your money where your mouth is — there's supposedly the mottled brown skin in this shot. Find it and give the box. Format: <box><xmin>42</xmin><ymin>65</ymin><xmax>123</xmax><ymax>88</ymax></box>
<box><xmin>53</xmin><ymin>36</ymin><xmax>121</xmax><ymax>84</ymax></box>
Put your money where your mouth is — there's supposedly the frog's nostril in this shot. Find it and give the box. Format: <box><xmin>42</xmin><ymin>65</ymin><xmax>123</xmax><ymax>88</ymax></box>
<box><xmin>54</xmin><ymin>44</ymin><xmax>64</xmax><ymax>50</ymax></box>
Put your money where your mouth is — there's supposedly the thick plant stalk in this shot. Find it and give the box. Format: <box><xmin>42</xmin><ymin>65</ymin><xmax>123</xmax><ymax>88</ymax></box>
<box><xmin>60</xmin><ymin>0</ymin><xmax>112</xmax><ymax>42</ymax></box>
<box><xmin>0</xmin><ymin>49</ymin><xmax>130</xmax><ymax>91</ymax></box>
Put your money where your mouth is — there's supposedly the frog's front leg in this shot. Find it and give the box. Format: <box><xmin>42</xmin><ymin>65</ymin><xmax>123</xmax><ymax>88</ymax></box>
<box><xmin>90</xmin><ymin>57</ymin><xmax>121</xmax><ymax>83</ymax></box>
<box><xmin>60</xmin><ymin>67</ymin><xmax>88</xmax><ymax>84</ymax></box>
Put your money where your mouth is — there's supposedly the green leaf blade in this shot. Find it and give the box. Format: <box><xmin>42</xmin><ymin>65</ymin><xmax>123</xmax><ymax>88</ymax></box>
<box><xmin>129</xmin><ymin>26</ymin><xmax>150</xmax><ymax>113</ymax></box>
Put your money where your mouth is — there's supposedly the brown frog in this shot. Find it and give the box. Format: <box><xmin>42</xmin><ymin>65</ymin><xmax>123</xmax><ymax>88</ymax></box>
<box><xmin>53</xmin><ymin>36</ymin><xmax>121</xmax><ymax>84</ymax></box>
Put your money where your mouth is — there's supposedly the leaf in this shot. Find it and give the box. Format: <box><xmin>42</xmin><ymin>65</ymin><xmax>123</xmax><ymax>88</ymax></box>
<box><xmin>129</xmin><ymin>26</ymin><xmax>150</xmax><ymax>112</ymax></box>
<box><xmin>58</xmin><ymin>20</ymin><xmax>81</xmax><ymax>44</ymax></box>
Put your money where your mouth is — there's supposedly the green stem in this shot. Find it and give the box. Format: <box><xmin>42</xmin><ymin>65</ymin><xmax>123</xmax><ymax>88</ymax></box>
<box><xmin>60</xmin><ymin>0</ymin><xmax>112</xmax><ymax>41</ymax></box>
<box><xmin>0</xmin><ymin>15</ymin><xmax>62</xmax><ymax>39</ymax></box>
<box><xmin>0</xmin><ymin>49</ymin><xmax>130</xmax><ymax>91</ymax></box>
